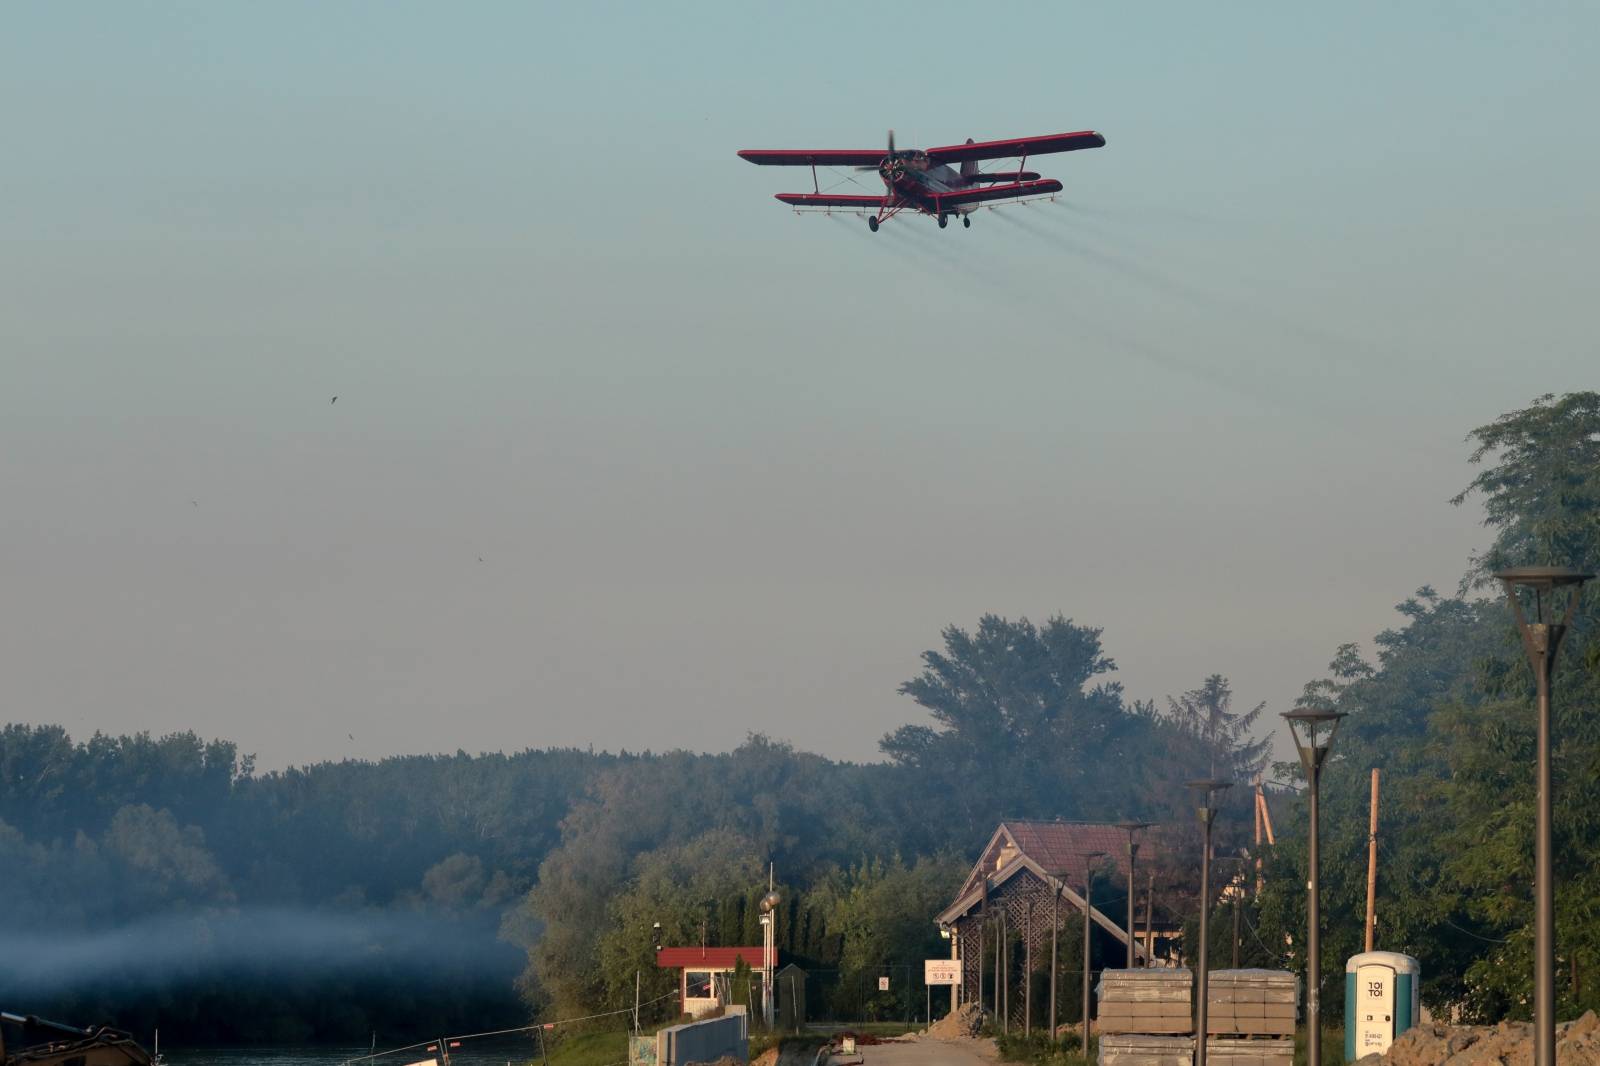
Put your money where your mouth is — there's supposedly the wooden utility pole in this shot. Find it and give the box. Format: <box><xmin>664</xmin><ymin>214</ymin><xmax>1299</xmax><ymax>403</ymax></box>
<box><xmin>1365</xmin><ymin>769</ymin><xmax>1380</xmax><ymax>952</ymax></box>
<box><xmin>1254</xmin><ymin>776</ymin><xmax>1264</xmax><ymax>895</ymax></box>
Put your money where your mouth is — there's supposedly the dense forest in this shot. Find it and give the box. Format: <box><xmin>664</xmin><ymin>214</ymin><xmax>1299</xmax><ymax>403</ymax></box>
<box><xmin>3</xmin><ymin>392</ymin><xmax>1598</xmax><ymax>1043</ymax></box>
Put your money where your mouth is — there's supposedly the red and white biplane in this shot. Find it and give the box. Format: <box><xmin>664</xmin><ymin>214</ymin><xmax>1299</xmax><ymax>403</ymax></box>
<box><xmin>738</xmin><ymin>129</ymin><xmax>1105</xmax><ymax>231</ymax></box>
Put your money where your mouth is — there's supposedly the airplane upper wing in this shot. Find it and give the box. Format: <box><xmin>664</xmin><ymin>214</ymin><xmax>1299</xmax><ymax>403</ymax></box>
<box><xmin>936</xmin><ymin>178</ymin><xmax>1063</xmax><ymax>208</ymax></box>
<box><xmin>739</xmin><ymin>149</ymin><xmax>885</xmax><ymax>167</ymax></box>
<box><xmin>774</xmin><ymin>193</ymin><xmax>888</xmax><ymax>208</ymax></box>
<box><xmin>925</xmin><ymin>131</ymin><xmax>1104</xmax><ymax>165</ymax></box>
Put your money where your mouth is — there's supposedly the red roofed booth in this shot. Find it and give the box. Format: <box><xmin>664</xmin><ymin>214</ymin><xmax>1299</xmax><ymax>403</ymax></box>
<box><xmin>656</xmin><ymin>946</ymin><xmax>775</xmax><ymax>1017</ymax></box>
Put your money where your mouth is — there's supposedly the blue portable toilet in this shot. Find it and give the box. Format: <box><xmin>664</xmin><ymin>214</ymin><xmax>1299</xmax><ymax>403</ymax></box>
<box><xmin>1344</xmin><ymin>951</ymin><xmax>1420</xmax><ymax>1061</ymax></box>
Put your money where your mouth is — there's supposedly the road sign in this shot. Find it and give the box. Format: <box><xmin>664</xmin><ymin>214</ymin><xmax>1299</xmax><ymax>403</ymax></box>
<box><xmin>878</xmin><ymin>976</ymin><xmax>890</xmax><ymax>992</ymax></box>
<box><xmin>925</xmin><ymin>960</ymin><xmax>962</xmax><ymax>986</ymax></box>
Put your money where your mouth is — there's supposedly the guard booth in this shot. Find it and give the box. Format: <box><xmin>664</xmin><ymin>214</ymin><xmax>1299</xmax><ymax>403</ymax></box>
<box><xmin>1344</xmin><ymin>952</ymin><xmax>1420</xmax><ymax>1061</ymax></box>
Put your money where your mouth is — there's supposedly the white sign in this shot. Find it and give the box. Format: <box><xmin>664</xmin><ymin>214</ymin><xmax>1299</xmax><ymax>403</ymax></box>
<box><xmin>925</xmin><ymin>960</ymin><xmax>962</xmax><ymax>986</ymax></box>
<box><xmin>878</xmin><ymin>976</ymin><xmax>890</xmax><ymax>991</ymax></box>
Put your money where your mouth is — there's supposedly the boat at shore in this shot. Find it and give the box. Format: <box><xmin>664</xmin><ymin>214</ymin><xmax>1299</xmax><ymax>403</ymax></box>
<box><xmin>1</xmin><ymin>1012</ymin><xmax>154</xmax><ymax>1066</ymax></box>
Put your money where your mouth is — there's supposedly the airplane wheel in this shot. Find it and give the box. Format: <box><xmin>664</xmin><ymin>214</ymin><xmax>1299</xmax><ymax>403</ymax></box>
<box><xmin>868</xmin><ymin>217</ymin><xmax>879</xmax><ymax>233</ymax></box>
<box><xmin>962</xmin><ymin>215</ymin><xmax>971</xmax><ymax>229</ymax></box>
<box><xmin>937</xmin><ymin>214</ymin><xmax>948</xmax><ymax>229</ymax></box>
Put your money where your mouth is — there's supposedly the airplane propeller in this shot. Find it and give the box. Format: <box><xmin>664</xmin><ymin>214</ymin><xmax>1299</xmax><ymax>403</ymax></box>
<box><xmin>856</xmin><ymin>129</ymin><xmax>901</xmax><ymax>177</ymax></box>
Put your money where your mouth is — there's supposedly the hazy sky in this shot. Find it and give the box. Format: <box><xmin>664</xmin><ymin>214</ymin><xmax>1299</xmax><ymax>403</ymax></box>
<box><xmin>3</xmin><ymin>3</ymin><xmax>1595</xmax><ymax>771</ymax></box>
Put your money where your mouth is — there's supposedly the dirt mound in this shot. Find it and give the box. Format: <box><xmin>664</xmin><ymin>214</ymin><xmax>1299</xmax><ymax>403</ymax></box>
<box><xmin>927</xmin><ymin>1002</ymin><xmax>988</xmax><ymax>1039</ymax></box>
<box><xmin>1357</xmin><ymin>1011</ymin><xmax>1600</xmax><ymax>1066</ymax></box>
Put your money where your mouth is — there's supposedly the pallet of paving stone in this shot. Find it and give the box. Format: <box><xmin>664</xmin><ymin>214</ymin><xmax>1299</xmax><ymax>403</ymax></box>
<box><xmin>1097</xmin><ymin>1015</ymin><xmax>1194</xmax><ymax>1035</ymax></box>
<box><xmin>1206</xmin><ymin>974</ymin><xmax>1296</xmax><ymax>1034</ymax></box>
<box><xmin>1206</xmin><ymin>969</ymin><xmax>1298</xmax><ymax>1006</ymax></box>
<box><xmin>1098</xmin><ymin>1033</ymin><xmax>1196</xmax><ymax>1066</ymax></box>
<box><xmin>1205</xmin><ymin>1036</ymin><xmax>1295</xmax><ymax>1066</ymax></box>
<box><xmin>1204</xmin><ymin>1013</ymin><xmax>1294</xmax><ymax>1037</ymax></box>
<box><xmin>1103</xmin><ymin>998</ymin><xmax>1194</xmax><ymax>1012</ymax></box>
<box><xmin>1100</xmin><ymin>973</ymin><xmax>1190</xmax><ymax>998</ymax></box>
<box><xmin>1098</xmin><ymin>969</ymin><xmax>1194</xmax><ymax>1003</ymax></box>
<box><xmin>1098</xmin><ymin>970</ymin><xmax>1195</xmax><ymax>1035</ymax></box>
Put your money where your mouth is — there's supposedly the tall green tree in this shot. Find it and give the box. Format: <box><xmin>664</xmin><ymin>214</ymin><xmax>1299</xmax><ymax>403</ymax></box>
<box><xmin>1164</xmin><ymin>674</ymin><xmax>1271</xmax><ymax>780</ymax></box>
<box><xmin>880</xmin><ymin>614</ymin><xmax>1156</xmax><ymax>836</ymax></box>
<box><xmin>1453</xmin><ymin>390</ymin><xmax>1600</xmax><ymax>581</ymax></box>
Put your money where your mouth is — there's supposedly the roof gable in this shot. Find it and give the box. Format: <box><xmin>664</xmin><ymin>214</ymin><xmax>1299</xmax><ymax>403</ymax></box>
<box><xmin>656</xmin><ymin>946</ymin><xmax>769</xmax><ymax>970</ymax></box>
<box><xmin>955</xmin><ymin>820</ymin><xmax>1173</xmax><ymax>901</ymax></box>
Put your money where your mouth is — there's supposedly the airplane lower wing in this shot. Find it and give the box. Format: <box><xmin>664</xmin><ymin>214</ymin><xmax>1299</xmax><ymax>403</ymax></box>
<box><xmin>926</xmin><ymin>131</ymin><xmax>1104</xmax><ymax>165</ymax></box>
<box><xmin>775</xmin><ymin>193</ymin><xmax>888</xmax><ymax>208</ymax></box>
<box><xmin>741</xmin><ymin>149</ymin><xmax>885</xmax><ymax>167</ymax></box>
<box><xmin>936</xmin><ymin>179</ymin><xmax>1063</xmax><ymax>207</ymax></box>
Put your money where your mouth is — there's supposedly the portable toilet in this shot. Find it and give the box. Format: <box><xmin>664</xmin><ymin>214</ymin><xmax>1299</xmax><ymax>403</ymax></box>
<box><xmin>1344</xmin><ymin>951</ymin><xmax>1420</xmax><ymax>1061</ymax></box>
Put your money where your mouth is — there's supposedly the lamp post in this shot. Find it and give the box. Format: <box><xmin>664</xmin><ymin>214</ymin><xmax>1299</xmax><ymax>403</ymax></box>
<box><xmin>1187</xmin><ymin>779</ymin><xmax>1232</xmax><ymax>1066</ymax></box>
<box><xmin>1282</xmin><ymin>709</ymin><xmax>1346</xmax><ymax>1066</ymax></box>
<box><xmin>1116</xmin><ymin>821</ymin><xmax>1154</xmax><ymax>969</ymax></box>
<box><xmin>758</xmin><ymin>889</ymin><xmax>781</xmax><ymax>1029</ymax></box>
<box><xmin>1079</xmin><ymin>851</ymin><xmax>1106</xmax><ymax>1051</ymax></box>
<box><xmin>940</xmin><ymin>924</ymin><xmax>953</xmax><ymax>1018</ymax></box>
<box><xmin>1497</xmin><ymin>566</ymin><xmax>1593</xmax><ymax>1066</ymax></box>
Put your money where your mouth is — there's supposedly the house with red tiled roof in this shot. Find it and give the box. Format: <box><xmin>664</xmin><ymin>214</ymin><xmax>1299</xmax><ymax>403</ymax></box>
<box><xmin>656</xmin><ymin>945</ymin><xmax>775</xmax><ymax>1018</ymax></box>
<box><xmin>936</xmin><ymin>820</ymin><xmax>1187</xmax><ymax>1024</ymax></box>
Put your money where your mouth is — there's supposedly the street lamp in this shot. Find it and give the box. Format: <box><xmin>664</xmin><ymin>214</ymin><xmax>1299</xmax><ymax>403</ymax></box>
<box><xmin>1282</xmin><ymin>709</ymin><xmax>1346</xmax><ymax>1066</ymax></box>
<box><xmin>1116</xmin><ymin>821</ymin><xmax>1154</xmax><ymax>969</ymax></box>
<box><xmin>759</xmin><ymin>889</ymin><xmax>781</xmax><ymax>1029</ymax></box>
<box><xmin>1187</xmin><ymin>779</ymin><xmax>1232</xmax><ymax>1066</ymax></box>
<box><xmin>1497</xmin><ymin>565</ymin><xmax>1593</xmax><ymax>1066</ymax></box>
<box><xmin>1079</xmin><ymin>851</ymin><xmax>1107</xmax><ymax>1051</ymax></box>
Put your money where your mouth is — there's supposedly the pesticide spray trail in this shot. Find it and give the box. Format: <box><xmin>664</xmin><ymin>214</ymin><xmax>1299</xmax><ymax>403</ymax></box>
<box><xmin>991</xmin><ymin>207</ymin><xmax>1363</xmax><ymax>403</ymax></box>
<box><xmin>981</xmin><ymin>207</ymin><xmax>1306</xmax><ymax>409</ymax></box>
<box><xmin>1031</xmin><ymin>204</ymin><xmax>1365</xmax><ymax>360</ymax></box>
<box><xmin>826</xmin><ymin>207</ymin><xmax>1028</xmax><ymax>301</ymax></box>
<box><xmin>889</xmin><ymin>216</ymin><xmax>1025</xmax><ymax>300</ymax></box>
<box><xmin>995</xmin><ymin>206</ymin><xmax>1243</xmax><ymax>310</ymax></box>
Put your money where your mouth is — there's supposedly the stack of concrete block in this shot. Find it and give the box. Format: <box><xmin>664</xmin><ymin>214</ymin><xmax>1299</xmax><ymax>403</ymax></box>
<box><xmin>1096</xmin><ymin>968</ymin><xmax>1194</xmax><ymax>1035</ymax></box>
<box><xmin>1205</xmin><ymin>969</ymin><xmax>1298</xmax><ymax>1037</ymax></box>
<box><xmin>1099</xmin><ymin>1034</ymin><xmax>1196</xmax><ymax>1066</ymax></box>
<box><xmin>1204</xmin><ymin>1036</ymin><xmax>1295</xmax><ymax>1066</ymax></box>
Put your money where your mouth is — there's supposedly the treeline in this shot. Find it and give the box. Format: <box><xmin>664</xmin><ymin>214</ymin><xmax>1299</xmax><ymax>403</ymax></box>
<box><xmin>0</xmin><ymin>741</ymin><xmax>609</xmax><ymax>1042</ymax></box>
<box><xmin>0</xmin><ymin>633</ymin><xmax>1239</xmax><ymax>1041</ymax></box>
<box><xmin>4</xmin><ymin>392</ymin><xmax>1597</xmax><ymax>1041</ymax></box>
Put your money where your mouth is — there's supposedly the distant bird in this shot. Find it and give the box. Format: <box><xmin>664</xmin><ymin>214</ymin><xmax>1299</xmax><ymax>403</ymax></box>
<box><xmin>331</xmin><ymin>396</ymin><xmax>338</xmax><ymax>404</ymax></box>
<box><xmin>478</xmin><ymin>556</ymin><xmax>484</xmax><ymax>563</ymax></box>
<box><xmin>348</xmin><ymin>733</ymin><xmax>354</xmax><ymax>740</ymax></box>
<box><xmin>191</xmin><ymin>500</ymin><xmax>198</xmax><ymax>507</ymax></box>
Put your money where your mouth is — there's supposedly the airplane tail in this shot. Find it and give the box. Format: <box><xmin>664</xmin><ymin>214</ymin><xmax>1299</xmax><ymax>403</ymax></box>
<box><xmin>960</xmin><ymin>137</ymin><xmax>977</xmax><ymax>181</ymax></box>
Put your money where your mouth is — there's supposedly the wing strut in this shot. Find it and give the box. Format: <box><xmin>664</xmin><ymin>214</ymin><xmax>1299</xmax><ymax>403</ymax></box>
<box><xmin>812</xmin><ymin>165</ymin><xmax>818</xmax><ymax>195</ymax></box>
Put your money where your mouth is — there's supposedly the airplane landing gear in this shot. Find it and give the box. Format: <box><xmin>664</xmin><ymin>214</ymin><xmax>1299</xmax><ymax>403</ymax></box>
<box><xmin>937</xmin><ymin>214</ymin><xmax>948</xmax><ymax>229</ymax></box>
<box><xmin>962</xmin><ymin>215</ymin><xmax>971</xmax><ymax>229</ymax></box>
<box><xmin>868</xmin><ymin>216</ymin><xmax>879</xmax><ymax>232</ymax></box>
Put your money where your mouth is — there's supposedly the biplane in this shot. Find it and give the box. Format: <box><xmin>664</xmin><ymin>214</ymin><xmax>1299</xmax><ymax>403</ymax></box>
<box><xmin>738</xmin><ymin>129</ymin><xmax>1105</xmax><ymax>231</ymax></box>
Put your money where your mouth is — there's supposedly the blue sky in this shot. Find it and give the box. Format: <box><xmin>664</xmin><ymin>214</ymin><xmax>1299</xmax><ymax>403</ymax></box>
<box><xmin>3</xmin><ymin>3</ymin><xmax>1596</xmax><ymax>769</ymax></box>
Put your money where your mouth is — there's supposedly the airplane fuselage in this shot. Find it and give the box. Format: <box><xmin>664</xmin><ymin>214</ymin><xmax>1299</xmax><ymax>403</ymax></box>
<box><xmin>880</xmin><ymin>152</ymin><xmax>976</xmax><ymax>215</ymax></box>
